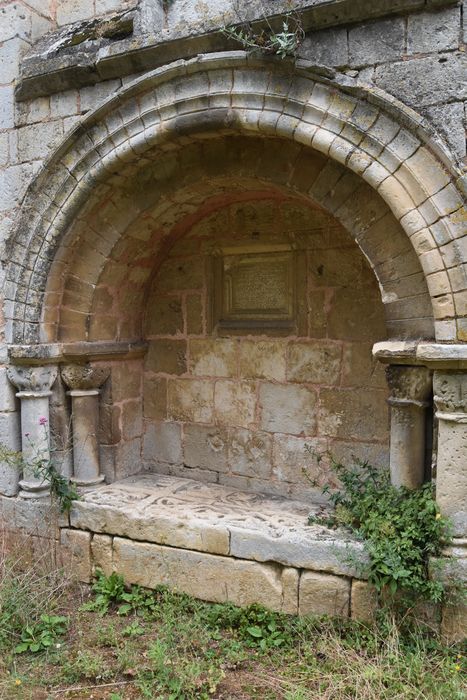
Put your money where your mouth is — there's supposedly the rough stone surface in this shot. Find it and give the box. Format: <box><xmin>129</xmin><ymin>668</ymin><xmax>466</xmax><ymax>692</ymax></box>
<box><xmin>60</xmin><ymin>528</ymin><xmax>92</xmax><ymax>583</ymax></box>
<box><xmin>299</xmin><ymin>571</ymin><xmax>350</xmax><ymax>617</ymax></box>
<box><xmin>374</xmin><ymin>53</ymin><xmax>467</xmax><ymax>108</ymax></box>
<box><xmin>113</xmin><ymin>536</ymin><xmax>299</xmax><ymax>612</ymax></box>
<box><xmin>259</xmin><ymin>383</ymin><xmax>317</xmax><ymax>435</ymax></box>
<box><xmin>351</xmin><ymin>580</ymin><xmax>379</xmax><ymax>623</ymax></box>
<box><xmin>407</xmin><ymin>6</ymin><xmax>461</xmax><ymax>54</ymax></box>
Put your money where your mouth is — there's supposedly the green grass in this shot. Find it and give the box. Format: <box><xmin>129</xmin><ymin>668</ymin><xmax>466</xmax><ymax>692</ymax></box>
<box><xmin>0</xmin><ymin>556</ymin><xmax>465</xmax><ymax>699</ymax></box>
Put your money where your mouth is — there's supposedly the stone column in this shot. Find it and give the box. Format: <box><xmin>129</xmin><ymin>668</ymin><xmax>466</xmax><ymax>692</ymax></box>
<box><xmin>61</xmin><ymin>364</ymin><xmax>110</xmax><ymax>489</ymax></box>
<box><xmin>7</xmin><ymin>365</ymin><xmax>58</xmax><ymax>498</ymax></box>
<box><xmin>386</xmin><ymin>365</ymin><xmax>432</xmax><ymax>489</ymax></box>
<box><xmin>433</xmin><ymin>371</ymin><xmax>467</xmax><ymax>538</ymax></box>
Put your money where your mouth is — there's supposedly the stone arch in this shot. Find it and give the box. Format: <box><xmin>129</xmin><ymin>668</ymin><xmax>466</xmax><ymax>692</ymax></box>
<box><xmin>4</xmin><ymin>52</ymin><xmax>467</xmax><ymax>345</ymax></box>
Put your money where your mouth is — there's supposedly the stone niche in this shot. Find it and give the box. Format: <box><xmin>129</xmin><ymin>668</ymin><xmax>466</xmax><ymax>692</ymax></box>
<box><xmin>142</xmin><ymin>198</ymin><xmax>389</xmax><ymax>501</ymax></box>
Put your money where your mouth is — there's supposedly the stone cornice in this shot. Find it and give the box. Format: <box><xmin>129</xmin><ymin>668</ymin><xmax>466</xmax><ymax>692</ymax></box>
<box><xmin>8</xmin><ymin>341</ymin><xmax>148</xmax><ymax>365</ymax></box>
<box><xmin>16</xmin><ymin>0</ymin><xmax>458</xmax><ymax>101</ymax></box>
<box><xmin>373</xmin><ymin>341</ymin><xmax>467</xmax><ymax>369</ymax></box>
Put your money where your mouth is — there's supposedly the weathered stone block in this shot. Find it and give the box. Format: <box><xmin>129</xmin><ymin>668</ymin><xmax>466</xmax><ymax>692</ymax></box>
<box><xmin>17</xmin><ymin>121</ymin><xmax>63</xmax><ymax>162</ymax></box>
<box><xmin>299</xmin><ymin>27</ymin><xmax>348</xmax><ymax>67</ymax></box>
<box><xmin>146</xmin><ymin>296</ymin><xmax>183</xmax><ymax>335</ymax></box>
<box><xmin>145</xmin><ymin>339</ymin><xmax>187</xmax><ymax>375</ymax></box>
<box><xmin>375</xmin><ymin>53</ymin><xmax>467</xmax><ymax>108</ymax></box>
<box><xmin>113</xmin><ymin>537</ymin><xmax>298</xmax><ymax>613</ymax></box>
<box><xmin>329</xmin><ymin>440</ymin><xmax>389</xmax><ymax>470</ymax></box>
<box><xmin>272</xmin><ymin>434</ymin><xmax>328</xmax><ymax>484</ymax></box>
<box><xmin>407</xmin><ymin>7</ymin><xmax>461</xmax><ymax>54</ymax></box>
<box><xmin>230</xmin><ymin>528</ymin><xmax>368</xmax><ymax>578</ymax></box>
<box><xmin>60</xmin><ymin>529</ymin><xmax>92</xmax><ymax>583</ymax></box>
<box><xmin>239</xmin><ymin>340</ymin><xmax>286</xmax><ymax>381</ymax></box>
<box><xmin>328</xmin><ymin>290</ymin><xmax>386</xmax><ymax>341</ymax></box>
<box><xmin>349</xmin><ymin>17</ymin><xmax>405</xmax><ymax>67</ymax></box>
<box><xmin>341</xmin><ymin>342</ymin><xmax>387</xmax><ymax>389</ymax></box>
<box><xmin>91</xmin><ymin>533</ymin><xmax>113</xmax><ymax>576</ymax></box>
<box><xmin>168</xmin><ymin>379</ymin><xmax>214</xmax><ymax>422</ymax></box>
<box><xmin>319</xmin><ymin>388</ymin><xmax>389</xmax><ymax>442</ymax></box>
<box><xmin>350</xmin><ymin>580</ymin><xmax>378</xmax><ymax>623</ymax></box>
<box><xmin>299</xmin><ymin>571</ymin><xmax>350</xmax><ymax>617</ymax></box>
<box><xmin>287</xmin><ymin>341</ymin><xmax>341</xmax><ymax>385</ymax></box>
<box><xmin>186</xmin><ymin>294</ymin><xmax>203</xmax><ymax>335</ymax></box>
<box><xmin>189</xmin><ymin>338</ymin><xmax>237</xmax><ymax>377</ymax></box>
<box><xmin>56</xmin><ymin>0</ymin><xmax>94</xmax><ymax>26</ymax></box>
<box><xmin>183</xmin><ymin>423</ymin><xmax>229</xmax><ymax>472</ymax></box>
<box><xmin>259</xmin><ymin>383</ymin><xmax>317</xmax><ymax>435</ymax></box>
<box><xmin>441</xmin><ymin>601</ymin><xmax>467</xmax><ymax>643</ymax></box>
<box><xmin>121</xmin><ymin>400</ymin><xmax>143</xmax><ymax>440</ymax></box>
<box><xmin>156</xmin><ymin>257</ymin><xmax>205</xmax><ymax>292</ymax></box>
<box><xmin>143</xmin><ymin>376</ymin><xmax>167</xmax><ymax>420</ymax></box>
<box><xmin>214</xmin><ymin>380</ymin><xmax>256</xmax><ymax>429</ymax></box>
<box><xmin>143</xmin><ymin>421</ymin><xmax>182</xmax><ymax>463</ymax></box>
<box><xmin>114</xmin><ymin>438</ymin><xmax>142</xmax><ymax>480</ymax></box>
<box><xmin>229</xmin><ymin>428</ymin><xmax>272</xmax><ymax>479</ymax></box>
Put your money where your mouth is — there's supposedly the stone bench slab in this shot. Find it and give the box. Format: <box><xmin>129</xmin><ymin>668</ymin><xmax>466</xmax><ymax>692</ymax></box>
<box><xmin>70</xmin><ymin>473</ymin><xmax>368</xmax><ymax>578</ymax></box>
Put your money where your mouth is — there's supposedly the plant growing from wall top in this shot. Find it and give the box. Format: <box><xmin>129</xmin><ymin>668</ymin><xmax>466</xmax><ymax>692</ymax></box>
<box><xmin>222</xmin><ymin>9</ymin><xmax>305</xmax><ymax>59</ymax></box>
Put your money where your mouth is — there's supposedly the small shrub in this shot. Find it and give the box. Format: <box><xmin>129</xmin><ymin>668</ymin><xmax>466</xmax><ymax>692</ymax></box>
<box><xmin>308</xmin><ymin>460</ymin><xmax>452</xmax><ymax>605</ymax></box>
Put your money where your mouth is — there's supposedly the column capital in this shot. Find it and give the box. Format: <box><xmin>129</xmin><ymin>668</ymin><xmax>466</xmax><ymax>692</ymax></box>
<box><xmin>433</xmin><ymin>370</ymin><xmax>467</xmax><ymax>418</ymax></box>
<box><xmin>7</xmin><ymin>365</ymin><xmax>57</xmax><ymax>396</ymax></box>
<box><xmin>386</xmin><ymin>364</ymin><xmax>432</xmax><ymax>408</ymax></box>
<box><xmin>61</xmin><ymin>363</ymin><xmax>110</xmax><ymax>393</ymax></box>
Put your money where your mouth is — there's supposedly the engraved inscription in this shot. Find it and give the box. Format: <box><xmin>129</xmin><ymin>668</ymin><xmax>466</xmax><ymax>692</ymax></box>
<box><xmin>217</xmin><ymin>252</ymin><xmax>295</xmax><ymax>327</ymax></box>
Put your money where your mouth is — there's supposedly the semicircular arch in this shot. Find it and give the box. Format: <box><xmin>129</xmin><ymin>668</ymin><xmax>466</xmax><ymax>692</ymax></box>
<box><xmin>5</xmin><ymin>52</ymin><xmax>467</xmax><ymax>344</ymax></box>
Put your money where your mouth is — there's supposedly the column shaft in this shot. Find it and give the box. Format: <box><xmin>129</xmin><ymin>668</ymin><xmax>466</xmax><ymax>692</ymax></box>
<box><xmin>68</xmin><ymin>390</ymin><xmax>103</xmax><ymax>487</ymax></box>
<box><xmin>386</xmin><ymin>365</ymin><xmax>432</xmax><ymax>490</ymax></box>
<box><xmin>61</xmin><ymin>364</ymin><xmax>110</xmax><ymax>490</ymax></box>
<box><xmin>433</xmin><ymin>371</ymin><xmax>467</xmax><ymax>538</ymax></box>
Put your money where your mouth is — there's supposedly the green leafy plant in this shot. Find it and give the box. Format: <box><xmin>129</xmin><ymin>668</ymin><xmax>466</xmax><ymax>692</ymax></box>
<box><xmin>14</xmin><ymin>614</ymin><xmax>67</xmax><ymax>654</ymax></box>
<box><xmin>308</xmin><ymin>459</ymin><xmax>451</xmax><ymax>604</ymax></box>
<box><xmin>223</xmin><ymin>13</ymin><xmax>304</xmax><ymax>59</ymax></box>
<box><xmin>207</xmin><ymin>602</ymin><xmax>293</xmax><ymax>651</ymax></box>
<box><xmin>81</xmin><ymin>570</ymin><xmax>126</xmax><ymax>615</ymax></box>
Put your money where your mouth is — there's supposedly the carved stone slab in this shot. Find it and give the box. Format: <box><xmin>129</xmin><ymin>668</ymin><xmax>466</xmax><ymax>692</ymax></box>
<box><xmin>70</xmin><ymin>473</ymin><xmax>368</xmax><ymax>577</ymax></box>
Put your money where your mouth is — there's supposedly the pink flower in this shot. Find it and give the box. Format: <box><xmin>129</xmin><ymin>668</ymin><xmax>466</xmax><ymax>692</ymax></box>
<box><xmin>39</xmin><ymin>417</ymin><xmax>47</xmax><ymax>426</ymax></box>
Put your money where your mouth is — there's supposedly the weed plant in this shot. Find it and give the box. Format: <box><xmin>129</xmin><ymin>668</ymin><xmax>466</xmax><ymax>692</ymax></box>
<box><xmin>307</xmin><ymin>459</ymin><xmax>455</xmax><ymax>607</ymax></box>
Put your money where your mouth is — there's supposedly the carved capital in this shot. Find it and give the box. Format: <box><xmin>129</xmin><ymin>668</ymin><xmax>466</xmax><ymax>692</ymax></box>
<box><xmin>61</xmin><ymin>363</ymin><xmax>110</xmax><ymax>392</ymax></box>
<box><xmin>386</xmin><ymin>365</ymin><xmax>432</xmax><ymax>407</ymax></box>
<box><xmin>433</xmin><ymin>371</ymin><xmax>467</xmax><ymax>414</ymax></box>
<box><xmin>7</xmin><ymin>365</ymin><xmax>58</xmax><ymax>394</ymax></box>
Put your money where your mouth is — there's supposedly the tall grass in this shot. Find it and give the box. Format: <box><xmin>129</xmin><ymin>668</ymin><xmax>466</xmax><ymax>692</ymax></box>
<box><xmin>0</xmin><ymin>528</ymin><xmax>69</xmax><ymax>652</ymax></box>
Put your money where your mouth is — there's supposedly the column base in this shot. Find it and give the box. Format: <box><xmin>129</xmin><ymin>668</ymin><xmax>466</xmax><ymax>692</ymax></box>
<box><xmin>71</xmin><ymin>474</ymin><xmax>106</xmax><ymax>491</ymax></box>
<box><xmin>18</xmin><ymin>479</ymin><xmax>50</xmax><ymax>499</ymax></box>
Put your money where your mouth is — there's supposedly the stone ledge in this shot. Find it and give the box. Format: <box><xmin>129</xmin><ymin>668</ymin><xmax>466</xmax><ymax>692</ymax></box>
<box><xmin>373</xmin><ymin>340</ymin><xmax>467</xmax><ymax>368</ymax></box>
<box><xmin>69</xmin><ymin>473</ymin><xmax>369</xmax><ymax>578</ymax></box>
<box><xmin>16</xmin><ymin>0</ymin><xmax>458</xmax><ymax>101</ymax></box>
<box><xmin>8</xmin><ymin>340</ymin><xmax>148</xmax><ymax>364</ymax></box>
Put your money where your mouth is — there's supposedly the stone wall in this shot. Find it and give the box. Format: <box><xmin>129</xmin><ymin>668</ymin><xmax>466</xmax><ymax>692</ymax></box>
<box><xmin>141</xmin><ymin>198</ymin><xmax>389</xmax><ymax>499</ymax></box>
<box><xmin>0</xmin><ymin>0</ymin><xmax>466</xmax><ymax>493</ymax></box>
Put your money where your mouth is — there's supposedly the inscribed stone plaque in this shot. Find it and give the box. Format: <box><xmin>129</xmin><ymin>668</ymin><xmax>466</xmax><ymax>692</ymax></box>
<box><xmin>215</xmin><ymin>251</ymin><xmax>295</xmax><ymax>329</ymax></box>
